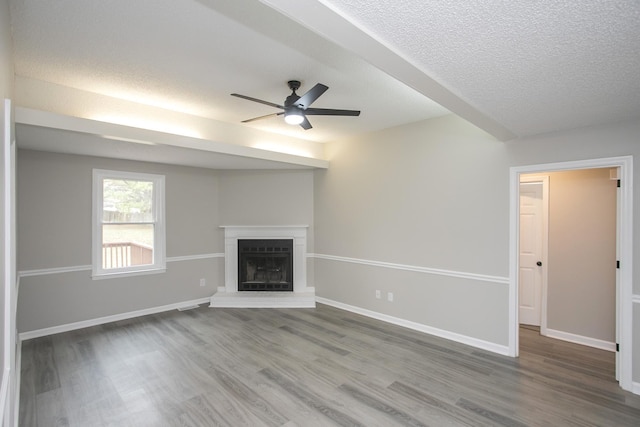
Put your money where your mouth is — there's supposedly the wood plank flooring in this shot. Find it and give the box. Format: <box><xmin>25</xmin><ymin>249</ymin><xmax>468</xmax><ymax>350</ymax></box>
<box><xmin>19</xmin><ymin>304</ymin><xmax>640</xmax><ymax>426</ymax></box>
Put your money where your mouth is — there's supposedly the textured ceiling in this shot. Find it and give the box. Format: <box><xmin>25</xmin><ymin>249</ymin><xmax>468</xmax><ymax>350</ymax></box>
<box><xmin>315</xmin><ymin>0</ymin><xmax>640</xmax><ymax>136</ymax></box>
<box><xmin>7</xmin><ymin>0</ymin><xmax>640</xmax><ymax>168</ymax></box>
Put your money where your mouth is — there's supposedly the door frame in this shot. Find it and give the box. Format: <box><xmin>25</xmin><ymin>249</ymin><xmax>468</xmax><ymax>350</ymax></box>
<box><xmin>2</xmin><ymin>99</ymin><xmax>16</xmax><ymax>425</ymax></box>
<box><xmin>509</xmin><ymin>156</ymin><xmax>633</xmax><ymax>392</ymax></box>
<box><xmin>519</xmin><ymin>175</ymin><xmax>549</xmax><ymax>333</ymax></box>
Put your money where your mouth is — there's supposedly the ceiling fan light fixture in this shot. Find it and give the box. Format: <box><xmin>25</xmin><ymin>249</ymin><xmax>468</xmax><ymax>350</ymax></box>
<box><xmin>284</xmin><ymin>109</ymin><xmax>304</xmax><ymax>125</ymax></box>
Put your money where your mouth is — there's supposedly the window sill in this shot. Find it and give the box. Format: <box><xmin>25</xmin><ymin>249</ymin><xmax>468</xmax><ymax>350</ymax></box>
<box><xmin>91</xmin><ymin>266</ymin><xmax>166</xmax><ymax>280</ymax></box>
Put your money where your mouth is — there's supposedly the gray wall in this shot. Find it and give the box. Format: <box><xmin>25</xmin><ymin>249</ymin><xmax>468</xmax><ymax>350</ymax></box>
<box><xmin>16</xmin><ymin>150</ymin><xmax>316</xmax><ymax>333</ymax></box>
<box><xmin>17</xmin><ymin>150</ymin><xmax>222</xmax><ymax>268</ymax></box>
<box><xmin>218</xmin><ymin>169</ymin><xmax>314</xmax><ymax>231</ymax></box>
<box><xmin>314</xmin><ymin>115</ymin><xmax>510</xmax><ymax>345</ymax></box>
<box><xmin>16</xmin><ymin>150</ymin><xmax>221</xmax><ymax>331</ymax></box>
<box><xmin>546</xmin><ymin>169</ymin><xmax>617</xmax><ymax>343</ymax></box>
<box><xmin>218</xmin><ymin>169</ymin><xmax>316</xmax><ymax>287</ymax></box>
<box><xmin>13</xmin><ymin>112</ymin><xmax>640</xmax><ymax>384</ymax></box>
<box><xmin>314</xmin><ymin>114</ymin><xmax>640</xmax><ymax>380</ymax></box>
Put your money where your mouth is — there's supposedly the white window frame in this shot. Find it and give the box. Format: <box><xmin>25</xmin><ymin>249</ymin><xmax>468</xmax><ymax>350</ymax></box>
<box><xmin>92</xmin><ymin>169</ymin><xmax>166</xmax><ymax>279</ymax></box>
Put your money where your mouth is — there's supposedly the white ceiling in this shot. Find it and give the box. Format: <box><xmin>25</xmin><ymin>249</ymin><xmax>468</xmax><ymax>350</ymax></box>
<box><xmin>7</xmin><ymin>0</ymin><xmax>640</xmax><ymax>168</ymax></box>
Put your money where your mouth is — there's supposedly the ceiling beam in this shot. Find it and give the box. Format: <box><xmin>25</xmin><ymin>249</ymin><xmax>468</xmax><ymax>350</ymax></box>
<box><xmin>260</xmin><ymin>0</ymin><xmax>517</xmax><ymax>141</ymax></box>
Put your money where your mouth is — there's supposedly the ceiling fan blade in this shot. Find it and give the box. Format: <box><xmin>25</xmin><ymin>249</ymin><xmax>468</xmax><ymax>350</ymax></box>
<box><xmin>304</xmin><ymin>108</ymin><xmax>360</xmax><ymax>116</ymax></box>
<box><xmin>295</xmin><ymin>83</ymin><xmax>328</xmax><ymax>109</ymax></box>
<box><xmin>231</xmin><ymin>93</ymin><xmax>284</xmax><ymax>110</ymax></box>
<box><xmin>241</xmin><ymin>112</ymin><xmax>283</xmax><ymax>123</ymax></box>
<box><xmin>300</xmin><ymin>116</ymin><xmax>313</xmax><ymax>130</ymax></box>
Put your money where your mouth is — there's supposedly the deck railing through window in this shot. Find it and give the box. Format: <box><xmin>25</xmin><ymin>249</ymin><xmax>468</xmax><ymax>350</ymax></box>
<box><xmin>102</xmin><ymin>242</ymin><xmax>153</xmax><ymax>269</ymax></box>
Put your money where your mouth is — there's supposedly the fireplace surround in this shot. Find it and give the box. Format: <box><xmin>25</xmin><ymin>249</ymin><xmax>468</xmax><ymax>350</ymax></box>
<box><xmin>209</xmin><ymin>225</ymin><xmax>316</xmax><ymax>308</ymax></box>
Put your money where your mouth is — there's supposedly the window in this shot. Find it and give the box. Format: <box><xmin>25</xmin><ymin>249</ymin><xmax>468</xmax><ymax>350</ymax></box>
<box><xmin>92</xmin><ymin>169</ymin><xmax>165</xmax><ymax>278</ymax></box>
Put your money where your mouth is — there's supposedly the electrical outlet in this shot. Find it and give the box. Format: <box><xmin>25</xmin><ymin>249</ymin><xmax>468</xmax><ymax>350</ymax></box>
<box><xmin>387</xmin><ymin>292</ymin><xmax>394</xmax><ymax>302</ymax></box>
<box><xmin>375</xmin><ymin>290</ymin><xmax>381</xmax><ymax>299</ymax></box>
<box><xmin>199</xmin><ymin>278</ymin><xmax>206</xmax><ymax>287</ymax></box>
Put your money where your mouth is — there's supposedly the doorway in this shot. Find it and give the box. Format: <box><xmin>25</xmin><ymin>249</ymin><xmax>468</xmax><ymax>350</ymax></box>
<box><xmin>519</xmin><ymin>170</ymin><xmax>618</xmax><ymax>349</ymax></box>
<box><xmin>509</xmin><ymin>156</ymin><xmax>633</xmax><ymax>392</ymax></box>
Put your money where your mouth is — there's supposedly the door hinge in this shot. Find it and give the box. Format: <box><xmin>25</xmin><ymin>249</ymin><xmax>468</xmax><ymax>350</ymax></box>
<box><xmin>617</xmin><ymin>179</ymin><xmax>621</xmax><ymax>188</ymax></box>
<box><xmin>617</xmin><ymin>260</ymin><xmax>620</xmax><ymax>269</ymax></box>
<box><xmin>616</xmin><ymin>343</ymin><xmax>620</xmax><ymax>352</ymax></box>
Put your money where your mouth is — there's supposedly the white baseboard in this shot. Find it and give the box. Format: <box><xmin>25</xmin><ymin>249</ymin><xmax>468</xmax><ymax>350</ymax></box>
<box><xmin>316</xmin><ymin>297</ymin><xmax>510</xmax><ymax>356</ymax></box>
<box><xmin>633</xmin><ymin>381</ymin><xmax>640</xmax><ymax>395</ymax></box>
<box><xmin>18</xmin><ymin>297</ymin><xmax>211</xmax><ymax>341</ymax></box>
<box><xmin>544</xmin><ymin>328</ymin><xmax>616</xmax><ymax>352</ymax></box>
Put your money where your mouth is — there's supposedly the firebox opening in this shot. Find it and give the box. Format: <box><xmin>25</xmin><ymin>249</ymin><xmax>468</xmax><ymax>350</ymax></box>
<box><xmin>238</xmin><ymin>239</ymin><xmax>293</xmax><ymax>291</ymax></box>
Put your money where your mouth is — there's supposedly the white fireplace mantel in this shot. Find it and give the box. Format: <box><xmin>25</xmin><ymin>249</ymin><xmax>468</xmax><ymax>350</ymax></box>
<box><xmin>209</xmin><ymin>225</ymin><xmax>316</xmax><ymax>308</ymax></box>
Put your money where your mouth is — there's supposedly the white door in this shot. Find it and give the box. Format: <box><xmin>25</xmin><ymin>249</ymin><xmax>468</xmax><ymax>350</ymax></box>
<box><xmin>519</xmin><ymin>181</ymin><xmax>544</xmax><ymax>326</ymax></box>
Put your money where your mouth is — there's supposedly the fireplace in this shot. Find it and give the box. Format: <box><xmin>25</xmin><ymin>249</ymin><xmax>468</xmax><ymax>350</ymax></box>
<box><xmin>210</xmin><ymin>225</ymin><xmax>315</xmax><ymax>308</ymax></box>
<box><xmin>238</xmin><ymin>239</ymin><xmax>293</xmax><ymax>291</ymax></box>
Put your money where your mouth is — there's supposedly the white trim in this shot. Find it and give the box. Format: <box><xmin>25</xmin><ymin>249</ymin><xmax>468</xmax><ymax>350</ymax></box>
<box><xmin>633</xmin><ymin>382</ymin><xmax>640</xmax><ymax>395</ymax></box>
<box><xmin>166</xmin><ymin>253</ymin><xmax>224</xmax><ymax>263</ymax></box>
<box><xmin>18</xmin><ymin>264</ymin><xmax>91</xmax><ymax>277</ymax></box>
<box><xmin>18</xmin><ymin>297</ymin><xmax>211</xmax><ymax>341</ymax></box>
<box><xmin>316</xmin><ymin>297</ymin><xmax>510</xmax><ymax>356</ymax></box>
<box><xmin>3</xmin><ymin>98</ymin><xmax>17</xmax><ymax>427</ymax></box>
<box><xmin>220</xmin><ymin>225</ymin><xmax>310</xmax><ymax>229</ymax></box>
<box><xmin>632</xmin><ymin>294</ymin><xmax>640</xmax><ymax>304</ymax></box>
<box><xmin>213</xmin><ymin>226</ymin><xmax>314</xmax><ymax>307</ymax></box>
<box><xmin>220</xmin><ymin>225</ymin><xmax>310</xmax><ymax>293</ymax></box>
<box><xmin>17</xmin><ymin>253</ymin><xmax>223</xmax><ymax>278</ymax></box>
<box><xmin>90</xmin><ymin>267</ymin><xmax>166</xmax><ymax>280</ymax></box>
<box><xmin>312</xmin><ymin>253</ymin><xmax>508</xmax><ymax>284</ymax></box>
<box><xmin>544</xmin><ymin>328</ymin><xmax>616</xmax><ymax>352</ymax></box>
<box><xmin>509</xmin><ymin>155</ymin><xmax>633</xmax><ymax>393</ymax></box>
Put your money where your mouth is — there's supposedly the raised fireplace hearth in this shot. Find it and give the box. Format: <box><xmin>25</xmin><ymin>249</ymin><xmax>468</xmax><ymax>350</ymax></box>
<box><xmin>210</xmin><ymin>225</ymin><xmax>315</xmax><ymax>308</ymax></box>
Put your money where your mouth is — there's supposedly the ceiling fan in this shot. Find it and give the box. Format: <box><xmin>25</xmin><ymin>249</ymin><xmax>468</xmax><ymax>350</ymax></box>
<box><xmin>231</xmin><ymin>80</ymin><xmax>360</xmax><ymax>130</ymax></box>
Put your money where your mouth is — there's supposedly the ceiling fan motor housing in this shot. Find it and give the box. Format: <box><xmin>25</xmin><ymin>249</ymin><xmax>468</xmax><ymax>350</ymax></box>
<box><xmin>285</xmin><ymin>94</ymin><xmax>301</xmax><ymax>108</ymax></box>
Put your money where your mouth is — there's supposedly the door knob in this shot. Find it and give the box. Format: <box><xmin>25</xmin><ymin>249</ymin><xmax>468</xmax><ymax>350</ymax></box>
<box><xmin>536</xmin><ymin>261</ymin><xmax>542</xmax><ymax>266</ymax></box>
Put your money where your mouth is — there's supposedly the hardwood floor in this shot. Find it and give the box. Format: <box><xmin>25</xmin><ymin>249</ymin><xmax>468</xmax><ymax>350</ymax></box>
<box><xmin>19</xmin><ymin>304</ymin><xmax>640</xmax><ymax>426</ymax></box>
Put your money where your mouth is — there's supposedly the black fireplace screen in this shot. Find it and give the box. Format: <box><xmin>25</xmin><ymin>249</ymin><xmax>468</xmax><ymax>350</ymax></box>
<box><xmin>238</xmin><ymin>239</ymin><xmax>293</xmax><ymax>291</ymax></box>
